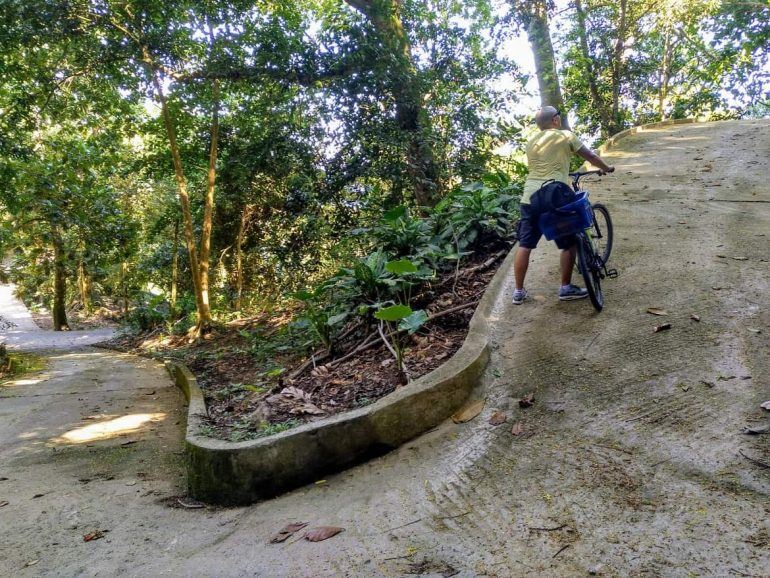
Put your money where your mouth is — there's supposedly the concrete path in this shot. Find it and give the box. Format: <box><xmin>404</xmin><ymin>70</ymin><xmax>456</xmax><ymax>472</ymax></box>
<box><xmin>0</xmin><ymin>283</ymin><xmax>115</xmax><ymax>351</ymax></box>
<box><xmin>1</xmin><ymin>120</ymin><xmax>769</xmax><ymax>577</ymax></box>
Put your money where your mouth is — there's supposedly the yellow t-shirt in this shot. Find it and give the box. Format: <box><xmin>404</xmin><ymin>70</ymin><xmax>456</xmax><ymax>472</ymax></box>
<box><xmin>522</xmin><ymin>129</ymin><xmax>584</xmax><ymax>204</ymax></box>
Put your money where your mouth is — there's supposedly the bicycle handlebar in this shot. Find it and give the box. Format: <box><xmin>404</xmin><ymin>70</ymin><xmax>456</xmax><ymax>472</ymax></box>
<box><xmin>569</xmin><ymin>170</ymin><xmax>607</xmax><ymax>190</ymax></box>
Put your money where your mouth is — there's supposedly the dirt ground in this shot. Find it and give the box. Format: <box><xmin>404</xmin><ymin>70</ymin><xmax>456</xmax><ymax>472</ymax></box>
<box><xmin>1</xmin><ymin>120</ymin><xmax>768</xmax><ymax>577</ymax></box>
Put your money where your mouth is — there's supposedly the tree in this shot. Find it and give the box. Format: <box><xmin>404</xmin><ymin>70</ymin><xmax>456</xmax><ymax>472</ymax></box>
<box><xmin>510</xmin><ymin>0</ymin><xmax>568</xmax><ymax>128</ymax></box>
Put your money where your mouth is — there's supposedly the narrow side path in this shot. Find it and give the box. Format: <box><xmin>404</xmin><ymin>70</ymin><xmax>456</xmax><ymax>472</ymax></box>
<box><xmin>0</xmin><ymin>282</ymin><xmax>115</xmax><ymax>350</ymax></box>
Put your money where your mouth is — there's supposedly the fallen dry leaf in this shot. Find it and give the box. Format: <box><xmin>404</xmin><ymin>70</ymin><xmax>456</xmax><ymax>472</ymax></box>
<box><xmin>310</xmin><ymin>366</ymin><xmax>330</xmax><ymax>377</ymax></box>
<box><xmin>289</xmin><ymin>402</ymin><xmax>325</xmax><ymax>416</ymax></box>
<box><xmin>120</xmin><ymin>440</ymin><xmax>137</xmax><ymax>446</ymax></box>
<box><xmin>304</xmin><ymin>526</ymin><xmax>344</xmax><ymax>542</ymax></box>
<box><xmin>281</xmin><ymin>386</ymin><xmax>311</xmax><ymax>402</ymax></box>
<box><xmin>511</xmin><ymin>423</ymin><xmax>525</xmax><ymax>436</ymax></box>
<box><xmin>270</xmin><ymin>522</ymin><xmax>309</xmax><ymax>543</ymax></box>
<box><xmin>690</xmin><ymin>314</ymin><xmax>701</xmax><ymax>322</ymax></box>
<box><xmin>83</xmin><ymin>530</ymin><xmax>106</xmax><ymax>542</ymax></box>
<box><xmin>646</xmin><ymin>308</ymin><xmax>668</xmax><ymax>316</ymax></box>
<box><xmin>24</xmin><ymin>560</ymin><xmax>39</xmax><ymax>568</ymax></box>
<box><xmin>0</xmin><ymin>500</ymin><xmax>8</xmax><ymax>508</ymax></box>
<box><xmin>452</xmin><ymin>399</ymin><xmax>486</xmax><ymax>423</ymax></box>
<box><xmin>747</xmin><ymin>328</ymin><xmax>762</xmax><ymax>334</ymax></box>
<box><xmin>730</xmin><ymin>256</ymin><xmax>748</xmax><ymax>261</ymax></box>
<box><xmin>488</xmin><ymin>411</ymin><xmax>507</xmax><ymax>426</ymax></box>
<box><xmin>519</xmin><ymin>393</ymin><xmax>535</xmax><ymax>408</ymax></box>
<box><xmin>653</xmin><ymin>323</ymin><xmax>672</xmax><ymax>333</ymax></box>
<box><xmin>761</xmin><ymin>401</ymin><xmax>770</xmax><ymax>411</ymax></box>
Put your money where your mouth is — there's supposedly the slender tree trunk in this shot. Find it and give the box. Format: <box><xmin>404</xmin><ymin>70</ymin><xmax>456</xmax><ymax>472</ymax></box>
<box><xmin>170</xmin><ymin>218</ymin><xmax>179</xmax><ymax>318</ymax></box>
<box><xmin>51</xmin><ymin>226</ymin><xmax>69</xmax><ymax>331</ymax></box>
<box><xmin>344</xmin><ymin>0</ymin><xmax>439</xmax><ymax>207</ymax></box>
<box><xmin>144</xmin><ymin>54</ymin><xmax>208</xmax><ymax>330</ymax></box>
<box><xmin>234</xmin><ymin>204</ymin><xmax>252</xmax><ymax>313</ymax></box>
<box><xmin>575</xmin><ymin>0</ymin><xmax>613</xmax><ymax>136</ymax></box>
<box><xmin>658</xmin><ymin>25</ymin><xmax>673</xmax><ymax>120</ymax></box>
<box><xmin>197</xmin><ymin>79</ymin><xmax>220</xmax><ymax>325</ymax></box>
<box><xmin>121</xmin><ymin>261</ymin><xmax>129</xmax><ymax>318</ymax></box>
<box><xmin>77</xmin><ymin>258</ymin><xmax>92</xmax><ymax>314</ymax></box>
<box><xmin>520</xmin><ymin>0</ymin><xmax>569</xmax><ymax>129</ymax></box>
<box><xmin>611</xmin><ymin>0</ymin><xmax>628</xmax><ymax>134</ymax></box>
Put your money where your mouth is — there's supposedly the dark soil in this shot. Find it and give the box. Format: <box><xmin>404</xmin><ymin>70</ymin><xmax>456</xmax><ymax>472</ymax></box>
<box><xmin>104</xmin><ymin>246</ymin><xmax>509</xmax><ymax>441</ymax></box>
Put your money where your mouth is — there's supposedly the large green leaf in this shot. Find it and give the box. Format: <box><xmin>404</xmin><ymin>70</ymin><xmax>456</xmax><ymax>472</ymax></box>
<box><xmin>385</xmin><ymin>259</ymin><xmax>419</xmax><ymax>275</ymax></box>
<box><xmin>382</xmin><ymin>205</ymin><xmax>407</xmax><ymax>222</ymax></box>
<box><xmin>375</xmin><ymin>304</ymin><xmax>413</xmax><ymax>321</ymax></box>
<box><xmin>398</xmin><ymin>310</ymin><xmax>428</xmax><ymax>334</ymax></box>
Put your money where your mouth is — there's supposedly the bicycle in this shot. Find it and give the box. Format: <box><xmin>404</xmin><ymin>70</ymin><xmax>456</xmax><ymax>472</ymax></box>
<box><xmin>538</xmin><ymin>170</ymin><xmax>617</xmax><ymax>311</ymax></box>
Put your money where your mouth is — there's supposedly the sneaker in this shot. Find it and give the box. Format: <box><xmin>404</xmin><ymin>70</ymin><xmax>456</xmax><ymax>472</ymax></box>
<box><xmin>558</xmin><ymin>284</ymin><xmax>588</xmax><ymax>301</ymax></box>
<box><xmin>512</xmin><ymin>288</ymin><xmax>529</xmax><ymax>304</ymax></box>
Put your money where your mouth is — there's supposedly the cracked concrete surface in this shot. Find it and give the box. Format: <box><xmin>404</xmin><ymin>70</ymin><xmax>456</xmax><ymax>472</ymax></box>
<box><xmin>1</xmin><ymin>120</ymin><xmax>769</xmax><ymax>577</ymax></box>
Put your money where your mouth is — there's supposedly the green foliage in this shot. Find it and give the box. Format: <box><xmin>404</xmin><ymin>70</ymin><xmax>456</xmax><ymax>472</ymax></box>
<box><xmin>374</xmin><ymin>304</ymin><xmax>414</xmax><ymax>322</ymax></box>
<box><xmin>370</xmin><ymin>207</ymin><xmax>434</xmax><ymax>258</ymax></box>
<box><xmin>289</xmin><ymin>286</ymin><xmax>348</xmax><ymax>349</ymax></box>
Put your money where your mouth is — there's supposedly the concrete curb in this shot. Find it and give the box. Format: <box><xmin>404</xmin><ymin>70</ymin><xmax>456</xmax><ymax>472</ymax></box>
<box><xmin>168</xmin><ymin>249</ymin><xmax>516</xmax><ymax>505</ymax></box>
<box><xmin>579</xmin><ymin>118</ymin><xmax>701</xmax><ymax>173</ymax></box>
<box><xmin>596</xmin><ymin>118</ymin><xmax>699</xmax><ymax>154</ymax></box>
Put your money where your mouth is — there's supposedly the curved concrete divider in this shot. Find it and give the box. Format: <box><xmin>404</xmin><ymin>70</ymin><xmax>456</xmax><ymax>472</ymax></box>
<box><xmin>597</xmin><ymin>118</ymin><xmax>698</xmax><ymax>152</ymax></box>
<box><xmin>168</xmin><ymin>249</ymin><xmax>515</xmax><ymax>505</ymax></box>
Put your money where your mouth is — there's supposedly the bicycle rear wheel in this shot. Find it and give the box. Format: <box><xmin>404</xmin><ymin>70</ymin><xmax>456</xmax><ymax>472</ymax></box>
<box><xmin>590</xmin><ymin>203</ymin><xmax>613</xmax><ymax>265</ymax></box>
<box><xmin>577</xmin><ymin>234</ymin><xmax>604</xmax><ymax>311</ymax></box>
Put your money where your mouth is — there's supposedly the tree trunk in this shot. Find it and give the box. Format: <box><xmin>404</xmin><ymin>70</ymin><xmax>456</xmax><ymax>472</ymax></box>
<box><xmin>234</xmin><ymin>204</ymin><xmax>252</xmax><ymax>313</ymax></box>
<box><xmin>121</xmin><ymin>261</ymin><xmax>129</xmax><ymax>318</ymax></box>
<box><xmin>144</xmin><ymin>54</ymin><xmax>209</xmax><ymax>329</ymax></box>
<box><xmin>522</xmin><ymin>0</ymin><xmax>569</xmax><ymax>129</ymax></box>
<box><xmin>77</xmin><ymin>258</ymin><xmax>92</xmax><ymax>314</ymax></box>
<box><xmin>658</xmin><ymin>25</ymin><xmax>673</xmax><ymax>120</ymax></box>
<box><xmin>344</xmin><ymin>0</ymin><xmax>439</xmax><ymax>207</ymax></box>
<box><xmin>611</xmin><ymin>0</ymin><xmax>628</xmax><ymax>134</ymax></box>
<box><xmin>51</xmin><ymin>226</ymin><xmax>69</xmax><ymax>331</ymax></box>
<box><xmin>170</xmin><ymin>218</ymin><xmax>179</xmax><ymax>318</ymax></box>
<box><xmin>197</xmin><ymin>76</ymin><xmax>220</xmax><ymax>326</ymax></box>
<box><xmin>575</xmin><ymin>0</ymin><xmax>613</xmax><ymax>136</ymax></box>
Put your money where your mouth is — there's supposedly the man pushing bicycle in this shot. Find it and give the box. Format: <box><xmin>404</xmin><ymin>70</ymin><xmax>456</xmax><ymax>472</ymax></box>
<box><xmin>512</xmin><ymin>106</ymin><xmax>615</xmax><ymax>305</ymax></box>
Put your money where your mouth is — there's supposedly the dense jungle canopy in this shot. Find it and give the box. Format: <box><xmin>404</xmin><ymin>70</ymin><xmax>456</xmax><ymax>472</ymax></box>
<box><xmin>0</xmin><ymin>0</ymin><xmax>768</xmax><ymax>334</ymax></box>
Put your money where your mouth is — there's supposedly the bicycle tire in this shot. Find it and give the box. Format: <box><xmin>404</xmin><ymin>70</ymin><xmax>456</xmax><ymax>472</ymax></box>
<box><xmin>591</xmin><ymin>203</ymin><xmax>613</xmax><ymax>265</ymax></box>
<box><xmin>577</xmin><ymin>233</ymin><xmax>604</xmax><ymax>311</ymax></box>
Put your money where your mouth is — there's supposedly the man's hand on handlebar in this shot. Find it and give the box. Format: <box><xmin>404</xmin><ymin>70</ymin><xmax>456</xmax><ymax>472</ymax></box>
<box><xmin>598</xmin><ymin>166</ymin><xmax>615</xmax><ymax>176</ymax></box>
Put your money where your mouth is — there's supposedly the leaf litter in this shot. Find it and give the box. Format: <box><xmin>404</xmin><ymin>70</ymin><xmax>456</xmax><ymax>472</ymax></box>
<box><xmin>511</xmin><ymin>423</ymin><xmax>525</xmax><ymax>436</ymax></box>
<box><xmin>488</xmin><ymin>411</ymin><xmax>507</xmax><ymax>426</ymax></box>
<box><xmin>304</xmin><ymin>526</ymin><xmax>344</xmax><ymax>542</ymax></box>
<box><xmin>452</xmin><ymin>398</ymin><xmax>485</xmax><ymax>423</ymax></box>
<box><xmin>270</xmin><ymin>522</ymin><xmax>309</xmax><ymax>543</ymax></box>
<box><xmin>646</xmin><ymin>308</ymin><xmax>668</xmax><ymax>316</ymax></box>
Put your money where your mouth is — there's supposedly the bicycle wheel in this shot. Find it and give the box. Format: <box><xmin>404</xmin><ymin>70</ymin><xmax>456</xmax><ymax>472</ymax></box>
<box><xmin>577</xmin><ymin>234</ymin><xmax>604</xmax><ymax>312</ymax></box>
<box><xmin>590</xmin><ymin>203</ymin><xmax>613</xmax><ymax>265</ymax></box>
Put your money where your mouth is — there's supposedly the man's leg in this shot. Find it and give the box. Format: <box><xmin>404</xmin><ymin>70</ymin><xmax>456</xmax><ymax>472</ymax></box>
<box><xmin>559</xmin><ymin>246</ymin><xmax>576</xmax><ymax>286</ymax></box>
<box><xmin>515</xmin><ymin>247</ymin><xmax>532</xmax><ymax>289</ymax></box>
<box><xmin>557</xmin><ymin>237</ymin><xmax>587</xmax><ymax>300</ymax></box>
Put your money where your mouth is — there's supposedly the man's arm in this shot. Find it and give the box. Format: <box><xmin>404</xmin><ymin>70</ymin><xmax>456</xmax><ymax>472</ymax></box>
<box><xmin>576</xmin><ymin>146</ymin><xmax>615</xmax><ymax>173</ymax></box>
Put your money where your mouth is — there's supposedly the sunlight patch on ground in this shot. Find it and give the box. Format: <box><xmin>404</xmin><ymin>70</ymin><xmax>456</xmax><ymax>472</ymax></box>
<box><xmin>2</xmin><ymin>376</ymin><xmax>45</xmax><ymax>387</ymax></box>
<box><xmin>52</xmin><ymin>413</ymin><xmax>167</xmax><ymax>444</ymax></box>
